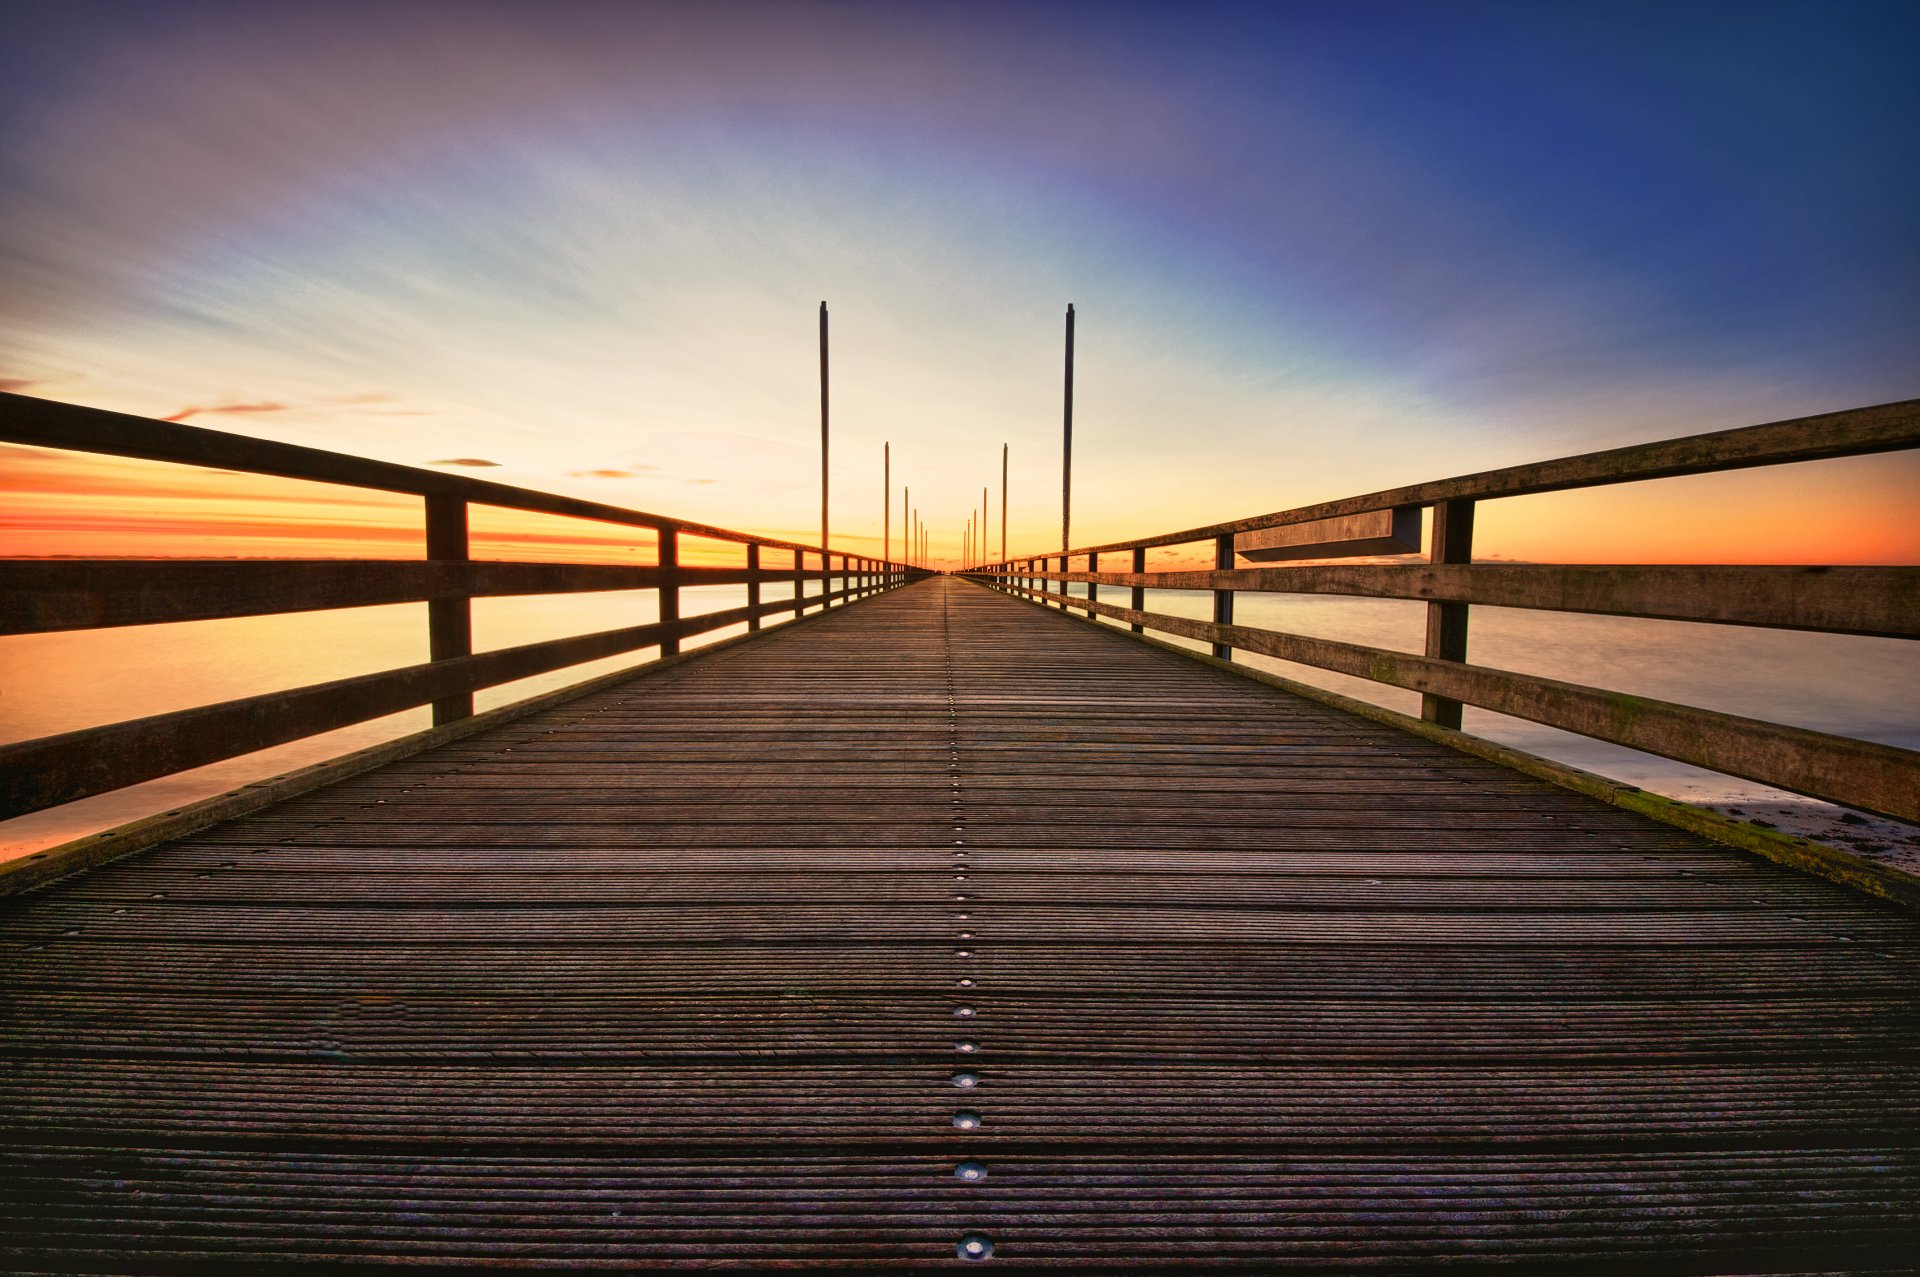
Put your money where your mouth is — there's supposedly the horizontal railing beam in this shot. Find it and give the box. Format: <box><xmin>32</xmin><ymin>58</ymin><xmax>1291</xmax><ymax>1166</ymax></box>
<box><xmin>0</xmin><ymin>391</ymin><xmax>825</xmax><ymax>554</ymax></box>
<box><xmin>988</xmin><ymin>578</ymin><xmax>1920</xmax><ymax>823</ymax></box>
<box><xmin>0</xmin><ymin>560</ymin><xmax>839</xmax><ymax>634</ymax></box>
<box><xmin>1009</xmin><ymin>563</ymin><xmax>1920</xmax><ymax>638</ymax></box>
<box><xmin>1071</xmin><ymin>397</ymin><xmax>1920</xmax><ymax>556</ymax></box>
<box><xmin>0</xmin><ymin>582</ymin><xmax>870</xmax><ymax>819</ymax></box>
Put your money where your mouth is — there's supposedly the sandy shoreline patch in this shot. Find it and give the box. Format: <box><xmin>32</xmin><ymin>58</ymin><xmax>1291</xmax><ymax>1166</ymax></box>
<box><xmin>1696</xmin><ymin>798</ymin><xmax>1920</xmax><ymax>879</ymax></box>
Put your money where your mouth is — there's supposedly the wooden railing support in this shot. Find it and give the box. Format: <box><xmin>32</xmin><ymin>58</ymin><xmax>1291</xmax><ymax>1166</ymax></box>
<box><xmin>658</xmin><ymin>529</ymin><xmax>681</xmax><ymax>656</ymax></box>
<box><xmin>1421</xmin><ymin>499</ymin><xmax>1475</xmax><ymax>728</ymax></box>
<box><xmin>1131</xmin><ymin>546</ymin><xmax>1147</xmax><ymax>633</ymax></box>
<box><xmin>1211</xmin><ymin>533</ymin><xmax>1235</xmax><ymax>660</ymax></box>
<box><xmin>425</xmin><ymin>495</ymin><xmax>473</xmax><ymax>725</ymax></box>
<box><xmin>1087</xmin><ymin>552</ymin><xmax>1099</xmax><ymax>618</ymax></box>
<box><xmin>746</xmin><ymin>543</ymin><xmax>762</xmax><ymax>632</ymax></box>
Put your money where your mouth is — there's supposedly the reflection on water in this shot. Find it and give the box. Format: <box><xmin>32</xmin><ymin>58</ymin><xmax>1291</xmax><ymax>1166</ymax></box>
<box><xmin>3</xmin><ymin>578</ymin><xmax>1914</xmax><ymax>860</ymax></box>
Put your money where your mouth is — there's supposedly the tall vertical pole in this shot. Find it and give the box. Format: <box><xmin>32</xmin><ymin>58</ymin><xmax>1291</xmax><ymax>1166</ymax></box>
<box><xmin>883</xmin><ymin>443</ymin><xmax>890</xmax><ymax>568</ymax></box>
<box><xmin>819</xmin><ymin>301</ymin><xmax>830</xmax><ymax>607</ymax></box>
<box><xmin>981</xmin><ymin>485</ymin><xmax>988</xmax><ymax>570</ymax></box>
<box><xmin>1000</xmin><ymin>444</ymin><xmax>1008</xmax><ymax>566</ymax></box>
<box><xmin>1062</xmin><ymin>302</ymin><xmax>1074</xmax><ymax>555</ymax></box>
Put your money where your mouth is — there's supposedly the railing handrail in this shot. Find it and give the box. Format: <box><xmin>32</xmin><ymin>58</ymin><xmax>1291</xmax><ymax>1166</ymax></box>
<box><xmin>1020</xmin><ymin>397</ymin><xmax>1920</xmax><ymax>560</ymax></box>
<box><xmin>967</xmin><ymin>396</ymin><xmax>1919</xmax><ymax>828</ymax></box>
<box><xmin>1</xmin><ymin>390</ymin><xmax>827</xmax><ymax>554</ymax></box>
<box><xmin>1</xmin><ymin>393</ymin><xmax>920</xmax><ymax>823</ymax></box>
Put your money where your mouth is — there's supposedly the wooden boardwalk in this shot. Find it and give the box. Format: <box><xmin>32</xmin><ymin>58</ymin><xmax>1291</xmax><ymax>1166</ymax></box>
<box><xmin>2</xmin><ymin>576</ymin><xmax>1917</xmax><ymax>1272</ymax></box>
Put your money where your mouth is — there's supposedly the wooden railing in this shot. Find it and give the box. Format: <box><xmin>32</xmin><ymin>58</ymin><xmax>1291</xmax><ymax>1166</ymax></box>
<box><xmin>0</xmin><ymin>392</ymin><xmax>919</xmax><ymax>820</ymax></box>
<box><xmin>966</xmin><ymin>398</ymin><xmax>1920</xmax><ymax>825</ymax></box>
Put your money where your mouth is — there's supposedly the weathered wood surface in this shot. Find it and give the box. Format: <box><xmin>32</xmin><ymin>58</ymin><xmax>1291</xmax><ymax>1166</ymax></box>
<box><xmin>0</xmin><ymin>559</ymin><xmax>835</xmax><ymax>635</ymax></box>
<box><xmin>1070</xmin><ymin>396</ymin><xmax>1920</xmax><ymax>555</ymax></box>
<box><xmin>1233</xmin><ymin>507</ymin><xmax>1422</xmax><ymax>561</ymax></box>
<box><xmin>2</xmin><ymin>577</ymin><xmax>1917</xmax><ymax>1271</ymax></box>
<box><xmin>1014</xmin><ymin>562</ymin><xmax>1920</xmax><ymax>638</ymax></box>
<box><xmin>0</xmin><ymin>583</ymin><xmax>883</xmax><ymax>820</ymax></box>
<box><xmin>984</xmin><ymin>580</ymin><xmax>1920</xmax><ymax>825</ymax></box>
<box><xmin>0</xmin><ymin>390</ymin><xmax>823</xmax><ymax>553</ymax></box>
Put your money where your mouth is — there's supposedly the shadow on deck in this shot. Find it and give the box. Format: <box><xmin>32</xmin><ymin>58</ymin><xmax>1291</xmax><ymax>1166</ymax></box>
<box><xmin>3</xmin><ymin>577</ymin><xmax>1917</xmax><ymax>1271</ymax></box>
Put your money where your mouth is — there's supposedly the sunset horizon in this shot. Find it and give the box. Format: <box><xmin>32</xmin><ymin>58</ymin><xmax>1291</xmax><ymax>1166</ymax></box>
<box><xmin>3</xmin><ymin>4</ymin><xmax>1917</xmax><ymax>1270</ymax></box>
<box><xmin>6</xmin><ymin>2</ymin><xmax>1919</xmax><ymax>570</ymax></box>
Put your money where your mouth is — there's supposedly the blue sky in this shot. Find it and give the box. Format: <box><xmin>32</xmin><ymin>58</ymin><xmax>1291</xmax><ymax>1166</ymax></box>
<box><xmin>2</xmin><ymin>0</ymin><xmax>1915</xmax><ymax>561</ymax></box>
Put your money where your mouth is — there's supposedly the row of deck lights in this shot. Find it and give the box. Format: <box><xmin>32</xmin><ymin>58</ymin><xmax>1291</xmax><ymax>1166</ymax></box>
<box><xmin>941</xmin><ymin>608</ymin><xmax>994</xmax><ymax>1262</ymax></box>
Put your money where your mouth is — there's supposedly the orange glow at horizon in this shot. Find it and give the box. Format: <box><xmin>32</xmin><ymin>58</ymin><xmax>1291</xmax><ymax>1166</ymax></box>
<box><xmin>4</xmin><ymin>441</ymin><xmax>1916</xmax><ymax>570</ymax></box>
<box><xmin>0</xmin><ymin>445</ymin><xmax>894</xmax><ymax>566</ymax></box>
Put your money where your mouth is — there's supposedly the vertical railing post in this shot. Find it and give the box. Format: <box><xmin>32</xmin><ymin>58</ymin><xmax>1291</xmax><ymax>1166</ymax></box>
<box><xmin>1086</xmin><ymin>551</ymin><xmax>1099</xmax><ymax>619</ymax></box>
<box><xmin>1057</xmin><ymin>555</ymin><xmax>1068</xmax><ymax>609</ymax></box>
<box><xmin>425</xmin><ymin>495</ymin><xmax>472</xmax><ymax>725</ymax></box>
<box><xmin>1210</xmin><ymin>534</ymin><xmax>1235</xmax><ymax>660</ymax></box>
<box><xmin>1421</xmin><ymin>500</ymin><xmax>1475</xmax><ymax>728</ymax></box>
<box><xmin>1130</xmin><ymin>546</ymin><xmax>1146</xmax><ymax>634</ymax></box>
<box><xmin>795</xmin><ymin>548</ymin><xmax>807</xmax><ymax>614</ymax></box>
<box><xmin>658</xmin><ymin>528</ymin><xmax>681</xmax><ymax>656</ymax></box>
<box><xmin>747</xmin><ymin>542</ymin><xmax>762</xmax><ymax>632</ymax></box>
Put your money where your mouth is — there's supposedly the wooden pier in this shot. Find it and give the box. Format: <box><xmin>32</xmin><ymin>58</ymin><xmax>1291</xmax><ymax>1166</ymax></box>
<box><xmin>4</xmin><ymin>576</ymin><xmax>1918</xmax><ymax>1271</ymax></box>
<box><xmin>4</xmin><ymin>390</ymin><xmax>1920</xmax><ymax>1270</ymax></box>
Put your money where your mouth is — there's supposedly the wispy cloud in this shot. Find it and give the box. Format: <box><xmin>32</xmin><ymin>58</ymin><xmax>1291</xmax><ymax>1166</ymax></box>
<box><xmin>1</xmin><ymin>2</ymin><xmax>1912</xmax><ymax>564</ymax></box>
<box><xmin>161</xmin><ymin>401</ymin><xmax>289</xmax><ymax>422</ymax></box>
<box><xmin>428</xmin><ymin>457</ymin><xmax>501</xmax><ymax>468</ymax></box>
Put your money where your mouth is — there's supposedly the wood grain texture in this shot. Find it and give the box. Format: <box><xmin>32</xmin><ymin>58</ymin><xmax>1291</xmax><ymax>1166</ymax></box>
<box><xmin>982</xmin><ymin>579</ymin><xmax>1920</xmax><ymax>823</ymax></box>
<box><xmin>2</xmin><ymin>577</ymin><xmax>1916</xmax><ymax>1272</ymax></box>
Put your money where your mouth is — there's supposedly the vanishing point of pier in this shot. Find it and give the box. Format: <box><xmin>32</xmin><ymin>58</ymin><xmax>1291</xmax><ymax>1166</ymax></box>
<box><xmin>1</xmin><ymin>392</ymin><xmax>1918</xmax><ymax>1270</ymax></box>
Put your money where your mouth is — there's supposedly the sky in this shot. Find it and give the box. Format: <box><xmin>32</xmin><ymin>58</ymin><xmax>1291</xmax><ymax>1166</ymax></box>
<box><xmin>2</xmin><ymin>0</ymin><xmax>1917</xmax><ymax>567</ymax></box>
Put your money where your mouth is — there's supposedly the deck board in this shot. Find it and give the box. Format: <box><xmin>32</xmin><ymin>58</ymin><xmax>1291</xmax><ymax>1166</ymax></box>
<box><xmin>2</xmin><ymin>576</ymin><xmax>1916</xmax><ymax>1271</ymax></box>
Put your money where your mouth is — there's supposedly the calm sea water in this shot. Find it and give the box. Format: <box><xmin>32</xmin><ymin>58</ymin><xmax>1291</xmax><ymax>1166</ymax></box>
<box><xmin>2</xmin><ymin>577</ymin><xmax>1914</xmax><ymax>858</ymax></box>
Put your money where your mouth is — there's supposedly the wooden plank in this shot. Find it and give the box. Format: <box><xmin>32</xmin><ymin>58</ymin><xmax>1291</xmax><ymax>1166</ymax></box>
<box><xmin>0</xmin><ymin>389</ymin><xmax>821</xmax><ymax>552</ymax></box>
<box><xmin>0</xmin><ymin>585</ymin><xmax>873</xmax><ymax>819</ymax></box>
<box><xmin>994</xmin><ymin>581</ymin><xmax>1920</xmax><ymax>823</ymax></box>
<box><xmin>0</xmin><ymin>560</ymin><xmax>825</xmax><ymax>635</ymax></box>
<box><xmin>1235</xmin><ymin>507</ymin><xmax>1421</xmax><ymax>561</ymax></box>
<box><xmin>1075</xmin><ymin>396</ymin><xmax>1920</xmax><ymax>555</ymax></box>
<box><xmin>1013</xmin><ymin>563</ymin><xmax>1920</xmax><ymax>638</ymax></box>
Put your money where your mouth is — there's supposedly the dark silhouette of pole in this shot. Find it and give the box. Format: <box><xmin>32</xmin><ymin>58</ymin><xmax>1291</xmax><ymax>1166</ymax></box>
<box><xmin>819</xmin><ymin>301</ymin><xmax>829</xmax><ymax>601</ymax></box>
<box><xmin>1062</xmin><ymin>303</ymin><xmax>1074</xmax><ymax>553</ymax></box>
<box><xmin>980</xmin><ymin>485</ymin><xmax>987</xmax><ymax>570</ymax></box>
<box><xmin>883</xmin><ymin>443</ymin><xmax>889</xmax><ymax>566</ymax></box>
<box><xmin>1000</xmin><ymin>444</ymin><xmax>1008</xmax><ymax>564</ymax></box>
